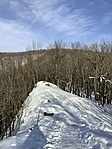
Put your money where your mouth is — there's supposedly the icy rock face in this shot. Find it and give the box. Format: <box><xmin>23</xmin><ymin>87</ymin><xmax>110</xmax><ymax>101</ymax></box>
<box><xmin>0</xmin><ymin>81</ymin><xmax>112</xmax><ymax>149</ymax></box>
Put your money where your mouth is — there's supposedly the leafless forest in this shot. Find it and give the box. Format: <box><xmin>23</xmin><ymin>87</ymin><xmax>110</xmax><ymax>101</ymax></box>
<box><xmin>0</xmin><ymin>40</ymin><xmax>112</xmax><ymax>139</ymax></box>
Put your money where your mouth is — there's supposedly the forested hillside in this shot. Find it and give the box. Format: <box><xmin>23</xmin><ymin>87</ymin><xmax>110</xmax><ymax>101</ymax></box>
<box><xmin>0</xmin><ymin>40</ymin><xmax>112</xmax><ymax>139</ymax></box>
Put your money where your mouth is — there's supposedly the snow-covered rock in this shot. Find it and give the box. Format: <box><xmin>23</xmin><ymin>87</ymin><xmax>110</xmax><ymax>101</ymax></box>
<box><xmin>0</xmin><ymin>81</ymin><xmax>112</xmax><ymax>149</ymax></box>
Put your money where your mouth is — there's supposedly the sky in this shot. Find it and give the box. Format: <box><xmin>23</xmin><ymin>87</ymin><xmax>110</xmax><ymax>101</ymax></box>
<box><xmin>0</xmin><ymin>0</ymin><xmax>112</xmax><ymax>52</ymax></box>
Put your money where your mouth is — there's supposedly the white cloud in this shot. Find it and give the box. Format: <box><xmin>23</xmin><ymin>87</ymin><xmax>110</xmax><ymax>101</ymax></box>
<box><xmin>9</xmin><ymin>0</ymin><xmax>96</xmax><ymax>37</ymax></box>
<box><xmin>103</xmin><ymin>10</ymin><xmax>112</xmax><ymax>25</ymax></box>
<box><xmin>0</xmin><ymin>19</ymin><xmax>40</xmax><ymax>52</ymax></box>
<box><xmin>0</xmin><ymin>0</ymin><xmax>105</xmax><ymax>51</ymax></box>
<box><xmin>29</xmin><ymin>0</ymin><xmax>97</xmax><ymax>37</ymax></box>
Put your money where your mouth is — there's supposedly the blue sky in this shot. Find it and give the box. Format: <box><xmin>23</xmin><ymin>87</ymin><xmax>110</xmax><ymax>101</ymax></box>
<box><xmin>0</xmin><ymin>0</ymin><xmax>112</xmax><ymax>52</ymax></box>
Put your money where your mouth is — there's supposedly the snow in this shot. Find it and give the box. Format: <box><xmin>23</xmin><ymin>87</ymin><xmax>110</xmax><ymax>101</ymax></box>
<box><xmin>0</xmin><ymin>81</ymin><xmax>112</xmax><ymax>149</ymax></box>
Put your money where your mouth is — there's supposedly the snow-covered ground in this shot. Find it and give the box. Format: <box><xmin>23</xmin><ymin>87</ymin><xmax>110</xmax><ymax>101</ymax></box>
<box><xmin>0</xmin><ymin>81</ymin><xmax>112</xmax><ymax>149</ymax></box>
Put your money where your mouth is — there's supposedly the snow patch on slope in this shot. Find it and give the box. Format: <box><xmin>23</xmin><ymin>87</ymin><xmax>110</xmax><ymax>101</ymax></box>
<box><xmin>0</xmin><ymin>81</ymin><xmax>112</xmax><ymax>149</ymax></box>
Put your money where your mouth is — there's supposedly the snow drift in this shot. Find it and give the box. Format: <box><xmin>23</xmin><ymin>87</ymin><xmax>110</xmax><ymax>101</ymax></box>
<box><xmin>0</xmin><ymin>81</ymin><xmax>112</xmax><ymax>149</ymax></box>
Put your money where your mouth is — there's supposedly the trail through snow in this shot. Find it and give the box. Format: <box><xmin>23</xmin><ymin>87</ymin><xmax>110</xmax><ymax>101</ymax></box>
<box><xmin>0</xmin><ymin>81</ymin><xmax>112</xmax><ymax>149</ymax></box>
